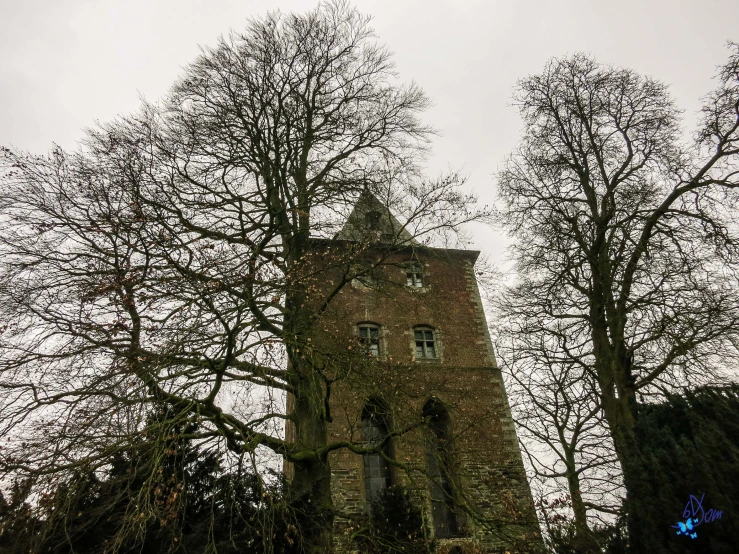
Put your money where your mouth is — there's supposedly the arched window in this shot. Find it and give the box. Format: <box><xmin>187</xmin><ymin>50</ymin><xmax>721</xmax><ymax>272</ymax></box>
<box><xmin>414</xmin><ymin>326</ymin><xmax>436</xmax><ymax>359</ymax></box>
<box><xmin>423</xmin><ymin>398</ymin><xmax>459</xmax><ymax>538</ymax></box>
<box><xmin>362</xmin><ymin>402</ymin><xmax>392</xmax><ymax>506</ymax></box>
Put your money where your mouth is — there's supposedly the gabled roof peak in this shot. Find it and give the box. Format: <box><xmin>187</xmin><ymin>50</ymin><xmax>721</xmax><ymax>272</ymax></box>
<box><xmin>334</xmin><ymin>190</ymin><xmax>417</xmax><ymax>245</ymax></box>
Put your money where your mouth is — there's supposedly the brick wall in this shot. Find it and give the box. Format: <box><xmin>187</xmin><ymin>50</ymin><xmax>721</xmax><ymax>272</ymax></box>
<box><xmin>290</xmin><ymin>244</ymin><xmax>543</xmax><ymax>553</ymax></box>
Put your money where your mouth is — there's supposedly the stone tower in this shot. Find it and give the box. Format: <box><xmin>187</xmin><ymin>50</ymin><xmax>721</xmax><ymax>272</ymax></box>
<box><xmin>288</xmin><ymin>192</ymin><xmax>542</xmax><ymax>553</ymax></box>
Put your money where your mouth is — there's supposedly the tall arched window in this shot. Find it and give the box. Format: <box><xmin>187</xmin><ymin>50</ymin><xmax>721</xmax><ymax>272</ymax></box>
<box><xmin>362</xmin><ymin>402</ymin><xmax>392</xmax><ymax>506</ymax></box>
<box><xmin>423</xmin><ymin>398</ymin><xmax>459</xmax><ymax>538</ymax></box>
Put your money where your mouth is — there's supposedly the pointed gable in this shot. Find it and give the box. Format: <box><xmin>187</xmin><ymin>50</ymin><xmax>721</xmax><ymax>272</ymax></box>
<box><xmin>334</xmin><ymin>190</ymin><xmax>417</xmax><ymax>245</ymax></box>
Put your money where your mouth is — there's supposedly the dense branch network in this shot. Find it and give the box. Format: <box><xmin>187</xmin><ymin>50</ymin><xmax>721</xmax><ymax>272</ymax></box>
<box><xmin>495</xmin><ymin>45</ymin><xmax>739</xmax><ymax>550</ymax></box>
<box><xmin>0</xmin><ymin>6</ymin><xmax>488</xmax><ymax>534</ymax></box>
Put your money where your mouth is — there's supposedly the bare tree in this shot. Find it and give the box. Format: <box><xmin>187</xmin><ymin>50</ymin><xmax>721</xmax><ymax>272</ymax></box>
<box><xmin>496</xmin><ymin>326</ymin><xmax>622</xmax><ymax>553</ymax></box>
<box><xmin>496</xmin><ymin>45</ymin><xmax>739</xmax><ymax>546</ymax></box>
<box><xmin>0</xmin><ymin>3</ymin><xmax>487</xmax><ymax>552</ymax></box>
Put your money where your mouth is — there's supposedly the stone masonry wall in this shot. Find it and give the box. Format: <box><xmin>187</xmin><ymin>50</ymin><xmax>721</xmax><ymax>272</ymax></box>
<box><xmin>291</xmin><ymin>244</ymin><xmax>543</xmax><ymax>553</ymax></box>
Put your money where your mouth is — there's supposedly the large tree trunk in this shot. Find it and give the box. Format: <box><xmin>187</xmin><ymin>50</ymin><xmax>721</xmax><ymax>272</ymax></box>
<box><xmin>281</xmin><ymin>213</ymin><xmax>336</xmax><ymax>551</ymax></box>
<box><xmin>290</xmin><ymin>376</ymin><xmax>334</xmax><ymax>553</ymax></box>
<box><xmin>594</xmin><ymin>346</ymin><xmax>665</xmax><ymax>552</ymax></box>
<box><xmin>598</xmin><ymin>389</ymin><xmax>666</xmax><ymax>552</ymax></box>
<box><xmin>590</xmin><ymin>288</ymin><xmax>662</xmax><ymax>551</ymax></box>
<box><xmin>565</xmin><ymin>453</ymin><xmax>601</xmax><ymax>554</ymax></box>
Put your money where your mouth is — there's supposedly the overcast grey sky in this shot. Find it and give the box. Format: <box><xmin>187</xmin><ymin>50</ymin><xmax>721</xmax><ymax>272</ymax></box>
<box><xmin>1</xmin><ymin>0</ymin><xmax>738</xmax><ymax>257</ymax></box>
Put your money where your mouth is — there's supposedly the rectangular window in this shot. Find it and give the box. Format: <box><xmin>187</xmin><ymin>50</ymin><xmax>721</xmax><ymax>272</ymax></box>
<box><xmin>406</xmin><ymin>271</ymin><xmax>423</xmax><ymax>287</ymax></box>
<box><xmin>415</xmin><ymin>329</ymin><xmax>436</xmax><ymax>358</ymax></box>
<box><xmin>359</xmin><ymin>325</ymin><xmax>380</xmax><ymax>356</ymax></box>
<box><xmin>405</xmin><ymin>264</ymin><xmax>424</xmax><ymax>288</ymax></box>
<box><xmin>365</xmin><ymin>211</ymin><xmax>381</xmax><ymax>230</ymax></box>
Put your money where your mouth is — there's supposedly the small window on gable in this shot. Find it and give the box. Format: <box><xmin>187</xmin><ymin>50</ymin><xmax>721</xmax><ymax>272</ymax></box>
<box><xmin>359</xmin><ymin>324</ymin><xmax>380</xmax><ymax>357</ymax></box>
<box><xmin>415</xmin><ymin>327</ymin><xmax>436</xmax><ymax>359</ymax></box>
<box><xmin>406</xmin><ymin>264</ymin><xmax>424</xmax><ymax>288</ymax></box>
<box><xmin>365</xmin><ymin>211</ymin><xmax>382</xmax><ymax>230</ymax></box>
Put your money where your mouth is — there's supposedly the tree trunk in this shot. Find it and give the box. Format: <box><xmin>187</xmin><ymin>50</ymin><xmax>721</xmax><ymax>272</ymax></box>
<box><xmin>565</xmin><ymin>454</ymin><xmax>601</xmax><ymax>554</ymax></box>
<box><xmin>288</xmin><ymin>356</ymin><xmax>334</xmax><ymax>553</ymax></box>
<box><xmin>589</xmin><ymin>295</ymin><xmax>662</xmax><ymax>550</ymax></box>
<box><xmin>598</xmin><ymin>367</ymin><xmax>667</xmax><ymax>552</ymax></box>
<box><xmin>281</xmin><ymin>223</ymin><xmax>337</xmax><ymax>552</ymax></box>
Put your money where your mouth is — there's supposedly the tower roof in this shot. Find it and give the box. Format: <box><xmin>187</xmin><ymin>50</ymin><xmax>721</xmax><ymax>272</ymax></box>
<box><xmin>334</xmin><ymin>190</ymin><xmax>417</xmax><ymax>245</ymax></box>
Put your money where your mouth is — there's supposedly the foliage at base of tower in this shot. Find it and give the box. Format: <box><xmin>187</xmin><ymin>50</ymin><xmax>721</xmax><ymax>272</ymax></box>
<box><xmin>537</xmin><ymin>494</ymin><xmax>627</xmax><ymax>554</ymax></box>
<box><xmin>622</xmin><ymin>386</ymin><xmax>739</xmax><ymax>554</ymax></box>
<box><xmin>0</xmin><ymin>409</ymin><xmax>303</xmax><ymax>553</ymax></box>
<box><xmin>352</xmin><ymin>486</ymin><xmax>432</xmax><ymax>554</ymax></box>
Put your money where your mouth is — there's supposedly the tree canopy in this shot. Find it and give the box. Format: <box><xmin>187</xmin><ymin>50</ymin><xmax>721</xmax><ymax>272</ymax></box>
<box><xmin>0</xmin><ymin>3</ymin><xmax>486</xmax><ymax>551</ymax></box>
<box><xmin>496</xmin><ymin>45</ymin><xmax>739</xmax><ymax>552</ymax></box>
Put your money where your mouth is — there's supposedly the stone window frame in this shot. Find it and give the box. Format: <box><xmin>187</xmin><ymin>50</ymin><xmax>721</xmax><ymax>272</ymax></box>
<box><xmin>351</xmin><ymin>262</ymin><xmax>382</xmax><ymax>290</ymax></box>
<box><xmin>422</xmin><ymin>398</ymin><xmax>462</xmax><ymax>538</ymax></box>
<box><xmin>404</xmin><ymin>262</ymin><xmax>425</xmax><ymax>288</ymax></box>
<box><xmin>413</xmin><ymin>325</ymin><xmax>441</xmax><ymax>361</ymax></box>
<box><xmin>361</xmin><ymin>400</ymin><xmax>394</xmax><ymax>509</ymax></box>
<box><xmin>357</xmin><ymin>322</ymin><xmax>383</xmax><ymax>358</ymax></box>
<box><xmin>355</xmin><ymin>271</ymin><xmax>379</xmax><ymax>289</ymax></box>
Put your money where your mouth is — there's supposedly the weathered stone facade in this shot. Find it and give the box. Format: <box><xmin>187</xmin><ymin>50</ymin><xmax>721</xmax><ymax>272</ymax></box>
<box><xmin>287</xmin><ymin>195</ymin><xmax>543</xmax><ymax>553</ymax></box>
